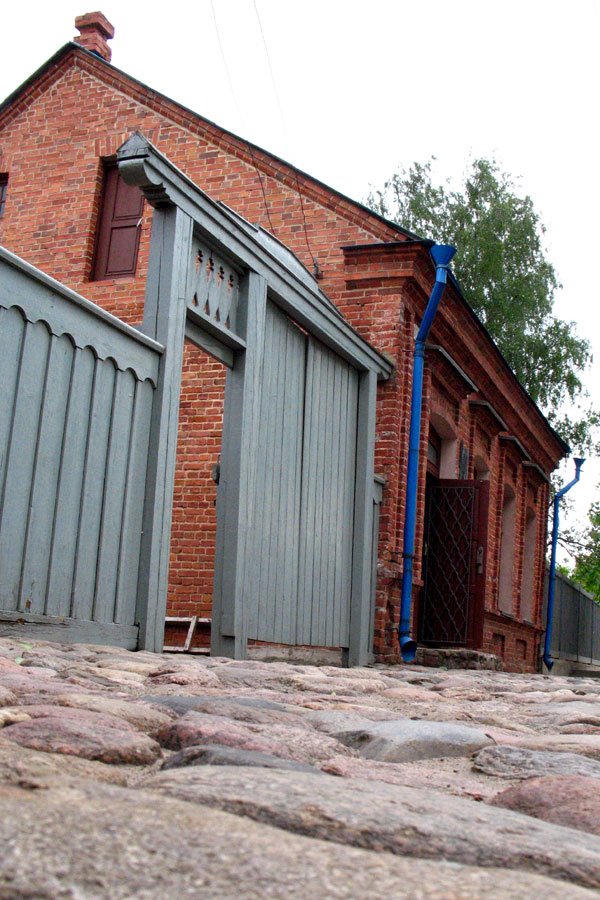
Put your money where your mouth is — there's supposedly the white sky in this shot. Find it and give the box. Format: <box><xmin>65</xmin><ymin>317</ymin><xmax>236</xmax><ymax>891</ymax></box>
<box><xmin>2</xmin><ymin>0</ymin><xmax>599</xmax><ymax>551</ymax></box>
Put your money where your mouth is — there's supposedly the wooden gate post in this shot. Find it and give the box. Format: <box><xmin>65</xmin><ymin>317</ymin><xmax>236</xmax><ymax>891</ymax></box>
<box><xmin>135</xmin><ymin>204</ymin><xmax>193</xmax><ymax>651</ymax></box>
<box><xmin>211</xmin><ymin>273</ymin><xmax>267</xmax><ymax>659</ymax></box>
<box><xmin>348</xmin><ymin>369</ymin><xmax>378</xmax><ymax>667</ymax></box>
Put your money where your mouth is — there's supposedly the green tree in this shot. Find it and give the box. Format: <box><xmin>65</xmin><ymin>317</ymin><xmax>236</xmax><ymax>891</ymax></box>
<box><xmin>367</xmin><ymin>158</ymin><xmax>597</xmax><ymax>451</ymax></box>
<box><xmin>572</xmin><ymin>497</ymin><xmax>600</xmax><ymax>602</ymax></box>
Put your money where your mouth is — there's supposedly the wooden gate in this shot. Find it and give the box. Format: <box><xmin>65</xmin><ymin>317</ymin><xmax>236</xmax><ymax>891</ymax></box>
<box><xmin>248</xmin><ymin>302</ymin><xmax>359</xmax><ymax>648</ymax></box>
<box><xmin>419</xmin><ymin>479</ymin><xmax>488</xmax><ymax>648</ymax></box>
<box><xmin>0</xmin><ymin>134</ymin><xmax>392</xmax><ymax>663</ymax></box>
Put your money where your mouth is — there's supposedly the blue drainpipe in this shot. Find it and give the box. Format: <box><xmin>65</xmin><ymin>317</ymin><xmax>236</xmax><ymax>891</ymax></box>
<box><xmin>399</xmin><ymin>243</ymin><xmax>457</xmax><ymax>662</ymax></box>
<box><xmin>543</xmin><ymin>457</ymin><xmax>584</xmax><ymax>670</ymax></box>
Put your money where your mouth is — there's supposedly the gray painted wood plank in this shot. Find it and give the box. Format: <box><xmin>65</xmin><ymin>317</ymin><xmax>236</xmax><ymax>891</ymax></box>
<box><xmin>348</xmin><ymin>369</ymin><xmax>377</xmax><ymax>666</ymax></box>
<box><xmin>251</xmin><ymin>302</ymin><xmax>275</xmax><ymax>641</ymax></box>
<box><xmin>320</xmin><ymin>348</ymin><xmax>336</xmax><ymax>646</ymax></box>
<box><xmin>20</xmin><ymin>333</ymin><xmax>75</xmax><ymax>615</ymax></box>
<box><xmin>297</xmin><ymin>340</ymin><xmax>317</xmax><ymax>645</ymax></box>
<box><xmin>0</xmin><ymin>610</ymin><xmax>138</xmax><ymax>649</ymax></box>
<box><xmin>114</xmin><ymin>378</ymin><xmax>155</xmax><ymax>625</ymax></box>
<box><xmin>211</xmin><ymin>272</ymin><xmax>267</xmax><ymax>658</ymax></box>
<box><xmin>136</xmin><ymin>205</ymin><xmax>193</xmax><ymax>651</ymax></box>
<box><xmin>0</xmin><ymin>320</ymin><xmax>51</xmax><ymax>612</ymax></box>
<box><xmin>281</xmin><ymin>320</ymin><xmax>304</xmax><ymax>644</ymax></box>
<box><xmin>71</xmin><ymin>358</ymin><xmax>117</xmax><ymax>621</ymax></box>
<box><xmin>341</xmin><ymin>368</ymin><xmax>359</xmax><ymax>647</ymax></box>
<box><xmin>0</xmin><ymin>255</ymin><xmax>162</xmax><ymax>383</ymax></box>
<box><xmin>267</xmin><ymin>309</ymin><xmax>287</xmax><ymax>642</ymax></box>
<box><xmin>45</xmin><ymin>346</ymin><xmax>97</xmax><ymax>617</ymax></box>
<box><xmin>0</xmin><ymin>306</ymin><xmax>26</xmax><ymax>523</ymax></box>
<box><xmin>185</xmin><ymin>318</ymin><xmax>234</xmax><ymax>368</ymax></box>
<box><xmin>330</xmin><ymin>362</ymin><xmax>347</xmax><ymax>645</ymax></box>
<box><xmin>93</xmin><ymin>368</ymin><xmax>137</xmax><ymax>623</ymax></box>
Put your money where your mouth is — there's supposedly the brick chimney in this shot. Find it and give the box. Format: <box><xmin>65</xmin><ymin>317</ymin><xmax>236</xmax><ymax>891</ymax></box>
<box><xmin>74</xmin><ymin>12</ymin><xmax>115</xmax><ymax>62</ymax></box>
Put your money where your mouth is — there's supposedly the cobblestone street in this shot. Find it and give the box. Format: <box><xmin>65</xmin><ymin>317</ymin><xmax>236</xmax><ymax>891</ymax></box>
<box><xmin>1</xmin><ymin>637</ymin><xmax>600</xmax><ymax>897</ymax></box>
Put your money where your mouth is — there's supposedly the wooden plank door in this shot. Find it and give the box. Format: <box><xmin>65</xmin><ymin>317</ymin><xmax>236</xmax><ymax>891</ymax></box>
<box><xmin>248</xmin><ymin>302</ymin><xmax>305</xmax><ymax>644</ymax></box>
<box><xmin>246</xmin><ymin>301</ymin><xmax>360</xmax><ymax>649</ymax></box>
<box><xmin>297</xmin><ymin>338</ymin><xmax>359</xmax><ymax>648</ymax></box>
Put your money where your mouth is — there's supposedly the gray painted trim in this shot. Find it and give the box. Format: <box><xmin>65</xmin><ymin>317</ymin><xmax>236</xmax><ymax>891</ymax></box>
<box><xmin>0</xmin><ymin>246</ymin><xmax>163</xmax><ymax>354</ymax></box>
<box><xmin>185</xmin><ymin>318</ymin><xmax>234</xmax><ymax>368</ymax></box>
<box><xmin>211</xmin><ymin>273</ymin><xmax>268</xmax><ymax>659</ymax></box>
<box><xmin>117</xmin><ymin>135</ymin><xmax>392</xmax><ymax>379</ymax></box>
<box><xmin>186</xmin><ymin>304</ymin><xmax>246</xmax><ymax>352</ymax></box>
<box><xmin>0</xmin><ymin>610</ymin><xmax>138</xmax><ymax>649</ymax></box>
<box><xmin>348</xmin><ymin>369</ymin><xmax>378</xmax><ymax>667</ymax></box>
<box><xmin>0</xmin><ymin>258</ymin><xmax>162</xmax><ymax>385</ymax></box>
<box><xmin>136</xmin><ymin>206</ymin><xmax>193</xmax><ymax>652</ymax></box>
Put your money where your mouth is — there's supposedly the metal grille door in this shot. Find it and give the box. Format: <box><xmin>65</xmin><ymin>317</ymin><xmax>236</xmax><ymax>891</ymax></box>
<box><xmin>420</xmin><ymin>481</ymin><xmax>485</xmax><ymax>647</ymax></box>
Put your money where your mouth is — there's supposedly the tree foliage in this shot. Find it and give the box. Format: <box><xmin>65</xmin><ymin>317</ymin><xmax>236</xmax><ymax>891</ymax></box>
<box><xmin>572</xmin><ymin>497</ymin><xmax>600</xmax><ymax>603</ymax></box>
<box><xmin>367</xmin><ymin>158</ymin><xmax>596</xmax><ymax>451</ymax></box>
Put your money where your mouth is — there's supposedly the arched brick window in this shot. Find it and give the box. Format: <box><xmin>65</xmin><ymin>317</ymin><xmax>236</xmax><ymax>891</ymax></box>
<box><xmin>498</xmin><ymin>484</ymin><xmax>516</xmax><ymax>614</ymax></box>
<box><xmin>520</xmin><ymin>507</ymin><xmax>536</xmax><ymax>622</ymax></box>
<box><xmin>429</xmin><ymin>412</ymin><xmax>457</xmax><ymax>479</ymax></box>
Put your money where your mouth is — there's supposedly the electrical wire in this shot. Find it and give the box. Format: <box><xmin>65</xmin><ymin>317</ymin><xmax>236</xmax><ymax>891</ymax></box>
<box><xmin>209</xmin><ymin>0</ymin><xmax>275</xmax><ymax>235</ymax></box>
<box><xmin>251</xmin><ymin>0</ymin><xmax>318</xmax><ymax>272</ymax></box>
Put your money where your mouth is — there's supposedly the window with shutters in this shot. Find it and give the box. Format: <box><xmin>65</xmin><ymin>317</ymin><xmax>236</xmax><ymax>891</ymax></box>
<box><xmin>92</xmin><ymin>162</ymin><xmax>143</xmax><ymax>280</ymax></box>
<box><xmin>0</xmin><ymin>174</ymin><xmax>8</xmax><ymax>218</ymax></box>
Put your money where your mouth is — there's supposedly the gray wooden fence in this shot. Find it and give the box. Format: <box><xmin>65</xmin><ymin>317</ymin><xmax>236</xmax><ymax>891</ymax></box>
<box><xmin>543</xmin><ymin>571</ymin><xmax>600</xmax><ymax>666</ymax></box>
<box><xmin>0</xmin><ymin>248</ymin><xmax>163</xmax><ymax>648</ymax></box>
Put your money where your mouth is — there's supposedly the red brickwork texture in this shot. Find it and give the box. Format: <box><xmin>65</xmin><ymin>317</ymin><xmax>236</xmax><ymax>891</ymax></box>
<box><xmin>0</xmin><ymin>47</ymin><xmax>566</xmax><ymax>672</ymax></box>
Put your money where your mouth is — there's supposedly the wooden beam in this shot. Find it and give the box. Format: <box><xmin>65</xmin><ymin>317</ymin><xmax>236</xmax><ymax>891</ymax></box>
<box><xmin>135</xmin><ymin>205</ymin><xmax>193</xmax><ymax>652</ymax></box>
<box><xmin>211</xmin><ymin>272</ymin><xmax>268</xmax><ymax>659</ymax></box>
<box><xmin>348</xmin><ymin>369</ymin><xmax>378</xmax><ymax>666</ymax></box>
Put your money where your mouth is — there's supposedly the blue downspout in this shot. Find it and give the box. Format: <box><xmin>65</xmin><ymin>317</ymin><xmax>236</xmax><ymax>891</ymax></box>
<box><xmin>543</xmin><ymin>457</ymin><xmax>584</xmax><ymax>670</ymax></box>
<box><xmin>399</xmin><ymin>244</ymin><xmax>457</xmax><ymax>662</ymax></box>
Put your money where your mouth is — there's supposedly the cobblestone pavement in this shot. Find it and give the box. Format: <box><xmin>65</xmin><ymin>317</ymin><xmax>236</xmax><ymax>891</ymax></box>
<box><xmin>1</xmin><ymin>637</ymin><xmax>600</xmax><ymax>898</ymax></box>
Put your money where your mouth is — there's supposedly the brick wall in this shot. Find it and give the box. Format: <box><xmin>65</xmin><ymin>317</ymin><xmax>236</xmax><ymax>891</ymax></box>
<box><xmin>0</xmin><ymin>46</ymin><xmax>565</xmax><ymax>670</ymax></box>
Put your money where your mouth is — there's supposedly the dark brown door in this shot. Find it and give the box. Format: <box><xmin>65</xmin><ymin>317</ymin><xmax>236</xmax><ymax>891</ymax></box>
<box><xmin>419</xmin><ymin>479</ymin><xmax>488</xmax><ymax>648</ymax></box>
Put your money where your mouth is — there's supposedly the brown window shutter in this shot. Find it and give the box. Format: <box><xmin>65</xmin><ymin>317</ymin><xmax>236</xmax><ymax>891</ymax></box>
<box><xmin>0</xmin><ymin>174</ymin><xmax>8</xmax><ymax>218</ymax></box>
<box><xmin>93</xmin><ymin>164</ymin><xmax>144</xmax><ymax>280</ymax></box>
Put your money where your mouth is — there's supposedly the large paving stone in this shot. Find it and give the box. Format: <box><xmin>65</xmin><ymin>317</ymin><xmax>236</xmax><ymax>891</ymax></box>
<box><xmin>0</xmin><ymin>737</ymin><xmax>130</xmax><ymax>787</ymax></box>
<box><xmin>156</xmin><ymin>711</ymin><xmax>351</xmax><ymax>764</ymax></box>
<box><xmin>304</xmin><ymin>710</ymin><xmax>399</xmax><ymax>734</ymax></box>
<box><xmin>473</xmin><ymin>745</ymin><xmax>600</xmax><ymax>780</ymax></box>
<box><xmin>0</xmin><ymin>704</ymin><xmax>136</xmax><ymax>733</ymax></box>
<box><xmin>146</xmin><ymin>766</ymin><xmax>600</xmax><ymax>889</ymax></box>
<box><xmin>491</xmin><ymin>775</ymin><xmax>600</xmax><ymax>836</ymax></box>
<box><xmin>142</xmin><ymin>693</ymin><xmax>304</xmax><ymax>726</ymax></box>
<box><xmin>161</xmin><ymin>743</ymin><xmax>318</xmax><ymax>773</ymax></box>
<box><xmin>508</xmin><ymin>733</ymin><xmax>600</xmax><ymax>759</ymax></box>
<box><xmin>1</xmin><ymin>717</ymin><xmax>161</xmax><ymax>765</ymax></box>
<box><xmin>319</xmin><ymin>755</ymin><xmax>501</xmax><ymax>800</ymax></box>
<box><xmin>146</xmin><ymin>666</ymin><xmax>221</xmax><ymax>687</ymax></box>
<box><xmin>52</xmin><ymin>693</ymin><xmax>176</xmax><ymax>732</ymax></box>
<box><xmin>0</xmin><ymin>687</ymin><xmax>16</xmax><ymax>707</ymax></box>
<box><xmin>1</xmin><ymin>781</ymin><xmax>593</xmax><ymax>900</ymax></box>
<box><xmin>334</xmin><ymin>718</ymin><xmax>494</xmax><ymax>762</ymax></box>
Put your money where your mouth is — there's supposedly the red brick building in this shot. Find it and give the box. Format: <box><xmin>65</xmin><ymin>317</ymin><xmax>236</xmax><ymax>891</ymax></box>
<box><xmin>0</xmin><ymin>14</ymin><xmax>567</xmax><ymax>672</ymax></box>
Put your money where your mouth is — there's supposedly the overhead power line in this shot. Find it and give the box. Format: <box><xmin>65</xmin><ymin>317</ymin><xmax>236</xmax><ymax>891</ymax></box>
<box><xmin>209</xmin><ymin>0</ymin><xmax>275</xmax><ymax>235</ymax></box>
